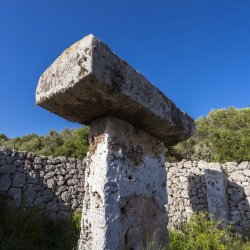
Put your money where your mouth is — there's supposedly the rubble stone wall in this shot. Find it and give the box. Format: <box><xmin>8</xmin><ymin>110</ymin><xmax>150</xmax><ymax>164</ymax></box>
<box><xmin>1</xmin><ymin>148</ymin><xmax>250</xmax><ymax>232</ymax></box>
<box><xmin>167</xmin><ymin>160</ymin><xmax>250</xmax><ymax>232</ymax></box>
<box><xmin>0</xmin><ymin>148</ymin><xmax>85</xmax><ymax>219</ymax></box>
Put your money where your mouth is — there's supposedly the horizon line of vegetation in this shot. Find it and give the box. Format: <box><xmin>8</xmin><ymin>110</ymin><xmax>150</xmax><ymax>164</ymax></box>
<box><xmin>0</xmin><ymin>107</ymin><xmax>249</xmax><ymax>163</ymax></box>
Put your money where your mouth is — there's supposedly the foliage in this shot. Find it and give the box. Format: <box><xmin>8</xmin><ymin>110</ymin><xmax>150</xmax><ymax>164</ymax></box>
<box><xmin>0</xmin><ymin>127</ymin><xmax>89</xmax><ymax>160</ymax></box>
<box><xmin>1</xmin><ymin>194</ymin><xmax>250</xmax><ymax>250</ymax></box>
<box><xmin>167</xmin><ymin>107</ymin><xmax>250</xmax><ymax>163</ymax></box>
<box><xmin>0</xmin><ymin>194</ymin><xmax>81</xmax><ymax>250</ymax></box>
<box><xmin>1</xmin><ymin>107</ymin><xmax>249</xmax><ymax>162</ymax></box>
<box><xmin>0</xmin><ymin>133</ymin><xmax>9</xmax><ymax>142</ymax></box>
<box><xmin>168</xmin><ymin>212</ymin><xmax>250</xmax><ymax>250</ymax></box>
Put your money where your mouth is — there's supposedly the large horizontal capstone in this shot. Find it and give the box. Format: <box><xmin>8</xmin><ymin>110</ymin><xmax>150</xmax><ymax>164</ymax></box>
<box><xmin>36</xmin><ymin>34</ymin><xmax>194</xmax><ymax>145</ymax></box>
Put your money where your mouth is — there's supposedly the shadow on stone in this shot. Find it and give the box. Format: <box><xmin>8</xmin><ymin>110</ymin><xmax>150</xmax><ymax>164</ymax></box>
<box><xmin>0</xmin><ymin>148</ymin><xmax>85</xmax><ymax>220</ymax></box>
<box><xmin>188</xmin><ymin>170</ymin><xmax>250</xmax><ymax>235</ymax></box>
<box><xmin>188</xmin><ymin>173</ymin><xmax>208</xmax><ymax>213</ymax></box>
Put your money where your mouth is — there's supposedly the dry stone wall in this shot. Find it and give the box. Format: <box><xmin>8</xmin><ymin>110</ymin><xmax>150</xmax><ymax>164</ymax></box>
<box><xmin>1</xmin><ymin>148</ymin><xmax>250</xmax><ymax>233</ymax></box>
<box><xmin>0</xmin><ymin>148</ymin><xmax>85</xmax><ymax>219</ymax></box>
<box><xmin>167</xmin><ymin>160</ymin><xmax>250</xmax><ymax>233</ymax></box>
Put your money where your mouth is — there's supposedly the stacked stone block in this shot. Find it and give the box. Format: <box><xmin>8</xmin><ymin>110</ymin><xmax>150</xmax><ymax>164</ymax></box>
<box><xmin>167</xmin><ymin>161</ymin><xmax>208</xmax><ymax>225</ymax></box>
<box><xmin>167</xmin><ymin>160</ymin><xmax>250</xmax><ymax>232</ymax></box>
<box><xmin>224</xmin><ymin>162</ymin><xmax>250</xmax><ymax>232</ymax></box>
<box><xmin>1</xmin><ymin>148</ymin><xmax>250</xmax><ymax>232</ymax></box>
<box><xmin>0</xmin><ymin>147</ymin><xmax>85</xmax><ymax>219</ymax></box>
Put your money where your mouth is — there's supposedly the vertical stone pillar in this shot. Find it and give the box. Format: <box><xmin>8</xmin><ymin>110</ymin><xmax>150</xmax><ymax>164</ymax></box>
<box><xmin>78</xmin><ymin>116</ymin><xmax>168</xmax><ymax>249</ymax></box>
<box><xmin>36</xmin><ymin>34</ymin><xmax>194</xmax><ymax>250</ymax></box>
<box><xmin>205</xmin><ymin>164</ymin><xmax>229</xmax><ymax>228</ymax></box>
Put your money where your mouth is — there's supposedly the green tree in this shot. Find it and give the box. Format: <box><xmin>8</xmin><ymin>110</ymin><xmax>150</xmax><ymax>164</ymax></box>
<box><xmin>168</xmin><ymin>107</ymin><xmax>250</xmax><ymax>163</ymax></box>
<box><xmin>0</xmin><ymin>133</ymin><xmax>9</xmax><ymax>142</ymax></box>
<box><xmin>0</xmin><ymin>127</ymin><xmax>89</xmax><ymax>159</ymax></box>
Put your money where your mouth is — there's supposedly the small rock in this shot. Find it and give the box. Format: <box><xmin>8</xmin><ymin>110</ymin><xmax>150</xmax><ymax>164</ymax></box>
<box><xmin>0</xmin><ymin>174</ymin><xmax>11</xmax><ymax>191</ymax></box>
<box><xmin>13</xmin><ymin>172</ymin><xmax>25</xmax><ymax>187</ymax></box>
<box><xmin>5</xmin><ymin>156</ymin><xmax>13</xmax><ymax>164</ymax></box>
<box><xmin>43</xmin><ymin>189</ymin><xmax>54</xmax><ymax>202</ymax></box>
<box><xmin>34</xmin><ymin>157</ymin><xmax>43</xmax><ymax>165</ymax></box>
<box><xmin>0</xmin><ymin>164</ymin><xmax>17</xmax><ymax>174</ymax></box>
<box><xmin>23</xmin><ymin>185</ymin><xmax>37</xmax><ymax>203</ymax></box>
<box><xmin>26</xmin><ymin>170</ymin><xmax>39</xmax><ymax>184</ymax></box>
<box><xmin>46</xmin><ymin>201</ymin><xmax>59</xmax><ymax>212</ymax></box>
<box><xmin>242</xmin><ymin>170</ymin><xmax>250</xmax><ymax>177</ymax></box>
<box><xmin>61</xmin><ymin>191</ymin><xmax>71</xmax><ymax>202</ymax></box>
<box><xmin>67</xmin><ymin>178</ymin><xmax>78</xmax><ymax>186</ymax></box>
<box><xmin>0</xmin><ymin>159</ymin><xmax>6</xmax><ymax>165</ymax></box>
<box><xmin>47</xmin><ymin>178</ymin><xmax>56</xmax><ymax>189</ymax></box>
<box><xmin>8</xmin><ymin>187</ymin><xmax>22</xmax><ymax>205</ymax></box>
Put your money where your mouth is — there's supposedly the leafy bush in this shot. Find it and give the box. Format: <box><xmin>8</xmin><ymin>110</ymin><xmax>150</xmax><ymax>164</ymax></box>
<box><xmin>1</xmin><ymin>107</ymin><xmax>249</xmax><ymax>163</ymax></box>
<box><xmin>1</xmin><ymin>194</ymin><xmax>250</xmax><ymax>250</ymax></box>
<box><xmin>169</xmin><ymin>212</ymin><xmax>250</xmax><ymax>250</ymax></box>
<box><xmin>0</xmin><ymin>194</ymin><xmax>81</xmax><ymax>250</ymax></box>
<box><xmin>0</xmin><ymin>127</ymin><xmax>89</xmax><ymax>160</ymax></box>
<box><xmin>168</xmin><ymin>107</ymin><xmax>250</xmax><ymax>163</ymax></box>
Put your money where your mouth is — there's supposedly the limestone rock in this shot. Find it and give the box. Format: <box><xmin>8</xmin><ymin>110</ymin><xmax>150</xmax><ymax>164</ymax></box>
<box><xmin>46</xmin><ymin>201</ymin><xmax>59</xmax><ymax>212</ymax></box>
<box><xmin>242</xmin><ymin>170</ymin><xmax>250</xmax><ymax>177</ymax></box>
<box><xmin>36</xmin><ymin>34</ymin><xmax>194</xmax><ymax>145</ymax></box>
<box><xmin>23</xmin><ymin>185</ymin><xmax>37</xmax><ymax>203</ymax></box>
<box><xmin>43</xmin><ymin>189</ymin><xmax>54</xmax><ymax>202</ymax></box>
<box><xmin>204</xmin><ymin>166</ymin><xmax>229</xmax><ymax>227</ymax></box>
<box><xmin>8</xmin><ymin>187</ymin><xmax>22</xmax><ymax>205</ymax></box>
<box><xmin>0</xmin><ymin>164</ymin><xmax>17</xmax><ymax>174</ymax></box>
<box><xmin>0</xmin><ymin>174</ymin><xmax>11</xmax><ymax>191</ymax></box>
<box><xmin>13</xmin><ymin>172</ymin><xmax>25</xmax><ymax>187</ymax></box>
<box><xmin>26</xmin><ymin>170</ymin><xmax>39</xmax><ymax>184</ymax></box>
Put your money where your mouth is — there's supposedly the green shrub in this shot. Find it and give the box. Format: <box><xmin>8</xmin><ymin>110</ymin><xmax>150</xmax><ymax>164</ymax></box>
<box><xmin>0</xmin><ymin>126</ymin><xmax>89</xmax><ymax>160</ymax></box>
<box><xmin>1</xmin><ymin>194</ymin><xmax>250</xmax><ymax>250</ymax></box>
<box><xmin>168</xmin><ymin>107</ymin><xmax>250</xmax><ymax>163</ymax></box>
<box><xmin>0</xmin><ymin>194</ymin><xmax>81</xmax><ymax>250</ymax></box>
<box><xmin>169</xmin><ymin>212</ymin><xmax>250</xmax><ymax>250</ymax></box>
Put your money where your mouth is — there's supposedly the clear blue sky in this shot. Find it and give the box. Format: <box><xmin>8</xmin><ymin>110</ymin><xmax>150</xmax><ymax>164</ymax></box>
<box><xmin>0</xmin><ymin>0</ymin><xmax>249</xmax><ymax>138</ymax></box>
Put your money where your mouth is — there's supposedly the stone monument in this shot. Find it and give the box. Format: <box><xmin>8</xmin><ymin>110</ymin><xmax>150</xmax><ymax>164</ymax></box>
<box><xmin>204</xmin><ymin>164</ymin><xmax>229</xmax><ymax>228</ymax></box>
<box><xmin>36</xmin><ymin>34</ymin><xmax>194</xmax><ymax>250</ymax></box>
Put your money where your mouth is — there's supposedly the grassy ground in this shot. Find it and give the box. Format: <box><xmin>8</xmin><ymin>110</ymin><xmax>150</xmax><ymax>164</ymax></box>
<box><xmin>0</xmin><ymin>194</ymin><xmax>81</xmax><ymax>250</ymax></box>
<box><xmin>1</xmin><ymin>194</ymin><xmax>250</xmax><ymax>250</ymax></box>
<box><xmin>169</xmin><ymin>212</ymin><xmax>250</xmax><ymax>250</ymax></box>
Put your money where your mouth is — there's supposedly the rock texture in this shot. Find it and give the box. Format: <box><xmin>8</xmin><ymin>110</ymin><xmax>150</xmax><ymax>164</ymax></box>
<box><xmin>1</xmin><ymin>148</ymin><xmax>250</xmax><ymax>233</ymax></box>
<box><xmin>204</xmin><ymin>164</ymin><xmax>229</xmax><ymax>228</ymax></box>
<box><xmin>35</xmin><ymin>34</ymin><xmax>195</xmax><ymax>249</ymax></box>
<box><xmin>167</xmin><ymin>160</ymin><xmax>250</xmax><ymax>233</ymax></box>
<box><xmin>0</xmin><ymin>147</ymin><xmax>84</xmax><ymax>219</ymax></box>
<box><xmin>36</xmin><ymin>34</ymin><xmax>194</xmax><ymax>145</ymax></box>
<box><xmin>78</xmin><ymin>117</ymin><xmax>168</xmax><ymax>250</ymax></box>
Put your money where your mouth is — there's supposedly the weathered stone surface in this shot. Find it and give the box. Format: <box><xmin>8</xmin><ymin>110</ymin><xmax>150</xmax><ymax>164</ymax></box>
<box><xmin>13</xmin><ymin>172</ymin><xmax>25</xmax><ymax>187</ymax></box>
<box><xmin>1</xmin><ymin>147</ymin><xmax>250</xmax><ymax>233</ymax></box>
<box><xmin>36</xmin><ymin>34</ymin><xmax>194</xmax><ymax>145</ymax></box>
<box><xmin>26</xmin><ymin>170</ymin><xmax>39</xmax><ymax>184</ymax></box>
<box><xmin>0</xmin><ymin>148</ymin><xmax>79</xmax><ymax>219</ymax></box>
<box><xmin>204</xmin><ymin>164</ymin><xmax>229</xmax><ymax>227</ymax></box>
<box><xmin>8</xmin><ymin>187</ymin><xmax>22</xmax><ymax>205</ymax></box>
<box><xmin>0</xmin><ymin>174</ymin><xmax>11</xmax><ymax>191</ymax></box>
<box><xmin>0</xmin><ymin>164</ymin><xmax>17</xmax><ymax>174</ymax></box>
<box><xmin>47</xmin><ymin>178</ymin><xmax>55</xmax><ymax>189</ymax></box>
<box><xmin>43</xmin><ymin>189</ymin><xmax>54</xmax><ymax>202</ymax></box>
<box><xmin>242</xmin><ymin>170</ymin><xmax>250</xmax><ymax>177</ymax></box>
<box><xmin>23</xmin><ymin>185</ymin><xmax>37</xmax><ymax>203</ymax></box>
<box><xmin>46</xmin><ymin>201</ymin><xmax>59</xmax><ymax>212</ymax></box>
<box><xmin>78</xmin><ymin>116</ymin><xmax>168</xmax><ymax>250</ymax></box>
<box><xmin>0</xmin><ymin>158</ymin><xmax>6</xmax><ymax>165</ymax></box>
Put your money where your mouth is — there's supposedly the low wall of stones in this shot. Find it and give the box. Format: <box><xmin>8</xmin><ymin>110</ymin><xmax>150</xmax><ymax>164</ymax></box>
<box><xmin>0</xmin><ymin>148</ymin><xmax>85</xmax><ymax>219</ymax></box>
<box><xmin>167</xmin><ymin>160</ymin><xmax>250</xmax><ymax>232</ymax></box>
<box><xmin>1</xmin><ymin>148</ymin><xmax>250</xmax><ymax>232</ymax></box>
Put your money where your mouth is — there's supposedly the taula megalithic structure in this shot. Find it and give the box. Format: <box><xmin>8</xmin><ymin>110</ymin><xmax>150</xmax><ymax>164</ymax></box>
<box><xmin>36</xmin><ymin>34</ymin><xmax>195</xmax><ymax>250</ymax></box>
